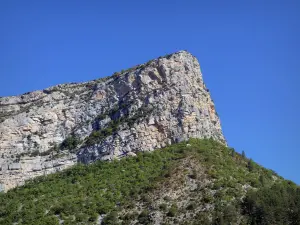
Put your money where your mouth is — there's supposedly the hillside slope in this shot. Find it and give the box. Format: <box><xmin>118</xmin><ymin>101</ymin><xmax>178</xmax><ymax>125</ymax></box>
<box><xmin>1</xmin><ymin>139</ymin><xmax>299</xmax><ymax>225</ymax></box>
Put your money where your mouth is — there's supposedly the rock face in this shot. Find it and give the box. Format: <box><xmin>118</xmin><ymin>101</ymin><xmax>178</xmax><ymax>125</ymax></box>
<box><xmin>0</xmin><ymin>51</ymin><xmax>226</xmax><ymax>191</ymax></box>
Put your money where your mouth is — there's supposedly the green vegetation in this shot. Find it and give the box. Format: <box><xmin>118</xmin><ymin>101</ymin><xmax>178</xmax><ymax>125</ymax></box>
<box><xmin>242</xmin><ymin>181</ymin><xmax>300</xmax><ymax>224</ymax></box>
<box><xmin>0</xmin><ymin>139</ymin><xmax>182</xmax><ymax>224</ymax></box>
<box><xmin>242</xmin><ymin>150</ymin><xmax>246</xmax><ymax>158</ymax></box>
<box><xmin>112</xmin><ymin>72</ymin><xmax>121</xmax><ymax>77</ymax></box>
<box><xmin>84</xmin><ymin>103</ymin><xmax>153</xmax><ymax>147</ymax></box>
<box><xmin>60</xmin><ymin>136</ymin><xmax>81</xmax><ymax>151</ymax></box>
<box><xmin>0</xmin><ymin>139</ymin><xmax>299</xmax><ymax>224</ymax></box>
<box><xmin>111</xmin><ymin>63</ymin><xmax>145</xmax><ymax>79</ymax></box>
<box><xmin>167</xmin><ymin>203</ymin><xmax>178</xmax><ymax>217</ymax></box>
<box><xmin>84</xmin><ymin>120</ymin><xmax>120</xmax><ymax>146</ymax></box>
<box><xmin>163</xmin><ymin>53</ymin><xmax>173</xmax><ymax>59</ymax></box>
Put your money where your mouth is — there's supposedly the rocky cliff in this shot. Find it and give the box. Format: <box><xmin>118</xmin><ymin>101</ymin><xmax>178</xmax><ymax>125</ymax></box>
<box><xmin>0</xmin><ymin>50</ymin><xmax>225</xmax><ymax>191</ymax></box>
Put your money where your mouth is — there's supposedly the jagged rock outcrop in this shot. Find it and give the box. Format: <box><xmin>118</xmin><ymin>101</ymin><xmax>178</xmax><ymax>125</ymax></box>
<box><xmin>0</xmin><ymin>51</ymin><xmax>225</xmax><ymax>191</ymax></box>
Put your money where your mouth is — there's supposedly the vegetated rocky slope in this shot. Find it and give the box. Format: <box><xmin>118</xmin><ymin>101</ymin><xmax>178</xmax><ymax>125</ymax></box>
<box><xmin>0</xmin><ymin>51</ymin><xmax>226</xmax><ymax>191</ymax></box>
<box><xmin>0</xmin><ymin>139</ymin><xmax>299</xmax><ymax>225</ymax></box>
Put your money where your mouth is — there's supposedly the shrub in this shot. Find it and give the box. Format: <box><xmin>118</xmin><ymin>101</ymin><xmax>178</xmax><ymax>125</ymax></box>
<box><xmin>30</xmin><ymin>150</ymin><xmax>40</xmax><ymax>157</ymax></box>
<box><xmin>159</xmin><ymin>203</ymin><xmax>168</xmax><ymax>211</ymax></box>
<box><xmin>141</xmin><ymin>194</ymin><xmax>152</xmax><ymax>203</ymax></box>
<box><xmin>102</xmin><ymin>211</ymin><xmax>118</xmax><ymax>225</ymax></box>
<box><xmin>60</xmin><ymin>136</ymin><xmax>80</xmax><ymax>150</ymax></box>
<box><xmin>138</xmin><ymin>210</ymin><xmax>150</xmax><ymax>224</ymax></box>
<box><xmin>163</xmin><ymin>196</ymin><xmax>172</xmax><ymax>201</ymax></box>
<box><xmin>189</xmin><ymin>170</ymin><xmax>197</xmax><ymax>179</ymax></box>
<box><xmin>112</xmin><ymin>72</ymin><xmax>121</xmax><ymax>77</ymax></box>
<box><xmin>123</xmin><ymin>213</ymin><xmax>136</xmax><ymax>221</ymax></box>
<box><xmin>167</xmin><ymin>204</ymin><xmax>178</xmax><ymax>217</ymax></box>
<box><xmin>186</xmin><ymin>202</ymin><xmax>196</xmax><ymax>210</ymax></box>
<box><xmin>96</xmin><ymin>114</ymin><xmax>107</xmax><ymax>121</ymax></box>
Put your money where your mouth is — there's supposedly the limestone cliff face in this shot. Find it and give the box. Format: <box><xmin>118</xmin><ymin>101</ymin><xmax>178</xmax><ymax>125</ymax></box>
<box><xmin>0</xmin><ymin>51</ymin><xmax>225</xmax><ymax>191</ymax></box>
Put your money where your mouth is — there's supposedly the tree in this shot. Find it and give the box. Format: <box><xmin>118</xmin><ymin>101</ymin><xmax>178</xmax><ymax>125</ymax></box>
<box><xmin>242</xmin><ymin>150</ymin><xmax>246</xmax><ymax>158</ymax></box>
<box><xmin>102</xmin><ymin>211</ymin><xmax>118</xmax><ymax>225</ymax></box>
<box><xmin>223</xmin><ymin>205</ymin><xmax>237</xmax><ymax>223</ymax></box>
<box><xmin>230</xmin><ymin>148</ymin><xmax>235</xmax><ymax>157</ymax></box>
<box><xmin>248</xmin><ymin>159</ymin><xmax>255</xmax><ymax>172</ymax></box>
<box><xmin>259</xmin><ymin>175</ymin><xmax>266</xmax><ymax>186</ymax></box>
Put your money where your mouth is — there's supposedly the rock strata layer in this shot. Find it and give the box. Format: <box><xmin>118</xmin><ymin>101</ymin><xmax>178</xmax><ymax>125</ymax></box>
<box><xmin>0</xmin><ymin>51</ymin><xmax>226</xmax><ymax>191</ymax></box>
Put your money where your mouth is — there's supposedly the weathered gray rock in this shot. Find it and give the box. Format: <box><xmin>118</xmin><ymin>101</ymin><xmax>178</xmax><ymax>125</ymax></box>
<box><xmin>8</xmin><ymin>163</ymin><xmax>21</xmax><ymax>170</ymax></box>
<box><xmin>0</xmin><ymin>51</ymin><xmax>226</xmax><ymax>191</ymax></box>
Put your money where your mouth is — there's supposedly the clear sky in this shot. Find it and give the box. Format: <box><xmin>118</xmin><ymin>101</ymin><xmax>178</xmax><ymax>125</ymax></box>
<box><xmin>0</xmin><ymin>0</ymin><xmax>299</xmax><ymax>184</ymax></box>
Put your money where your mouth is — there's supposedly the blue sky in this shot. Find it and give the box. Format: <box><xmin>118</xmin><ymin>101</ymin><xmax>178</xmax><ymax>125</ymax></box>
<box><xmin>0</xmin><ymin>0</ymin><xmax>299</xmax><ymax>184</ymax></box>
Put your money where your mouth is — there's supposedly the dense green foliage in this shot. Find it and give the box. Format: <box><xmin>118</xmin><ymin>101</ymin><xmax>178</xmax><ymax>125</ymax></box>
<box><xmin>85</xmin><ymin>120</ymin><xmax>120</xmax><ymax>146</ymax></box>
<box><xmin>0</xmin><ymin>141</ymin><xmax>183</xmax><ymax>224</ymax></box>
<box><xmin>243</xmin><ymin>181</ymin><xmax>300</xmax><ymax>224</ymax></box>
<box><xmin>0</xmin><ymin>139</ymin><xmax>299</xmax><ymax>224</ymax></box>
<box><xmin>60</xmin><ymin>136</ymin><xmax>81</xmax><ymax>151</ymax></box>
